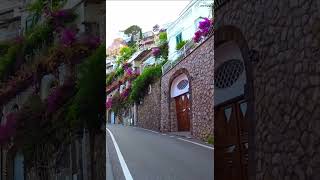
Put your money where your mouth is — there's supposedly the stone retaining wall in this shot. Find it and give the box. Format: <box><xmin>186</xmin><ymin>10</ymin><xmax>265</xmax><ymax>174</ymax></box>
<box><xmin>136</xmin><ymin>80</ymin><xmax>161</xmax><ymax>131</ymax></box>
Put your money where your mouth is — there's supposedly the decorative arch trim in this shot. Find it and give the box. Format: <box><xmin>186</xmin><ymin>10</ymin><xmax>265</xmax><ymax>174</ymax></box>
<box><xmin>170</xmin><ymin>74</ymin><xmax>189</xmax><ymax>98</ymax></box>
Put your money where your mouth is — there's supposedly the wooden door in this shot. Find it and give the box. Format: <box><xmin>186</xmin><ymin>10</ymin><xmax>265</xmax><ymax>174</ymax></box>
<box><xmin>215</xmin><ymin>98</ymin><xmax>248</xmax><ymax>180</ymax></box>
<box><xmin>175</xmin><ymin>93</ymin><xmax>190</xmax><ymax>131</ymax></box>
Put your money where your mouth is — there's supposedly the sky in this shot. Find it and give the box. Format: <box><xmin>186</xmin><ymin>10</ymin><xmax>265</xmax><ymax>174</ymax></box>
<box><xmin>105</xmin><ymin>0</ymin><xmax>191</xmax><ymax>47</ymax></box>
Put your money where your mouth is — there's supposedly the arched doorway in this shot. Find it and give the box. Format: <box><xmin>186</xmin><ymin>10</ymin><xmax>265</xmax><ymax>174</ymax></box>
<box><xmin>214</xmin><ymin>26</ymin><xmax>255</xmax><ymax>180</ymax></box>
<box><xmin>170</xmin><ymin>74</ymin><xmax>191</xmax><ymax>131</ymax></box>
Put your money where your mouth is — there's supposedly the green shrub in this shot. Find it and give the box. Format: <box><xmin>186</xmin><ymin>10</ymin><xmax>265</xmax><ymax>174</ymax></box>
<box><xmin>106</xmin><ymin>72</ymin><xmax>115</xmax><ymax>86</ymax></box>
<box><xmin>159</xmin><ymin>42</ymin><xmax>169</xmax><ymax>60</ymax></box>
<box><xmin>24</xmin><ymin>23</ymin><xmax>53</xmax><ymax>55</ymax></box>
<box><xmin>67</xmin><ymin>44</ymin><xmax>106</xmax><ymax>131</ymax></box>
<box><xmin>0</xmin><ymin>44</ymin><xmax>21</xmax><ymax>80</ymax></box>
<box><xmin>176</xmin><ymin>40</ymin><xmax>188</xmax><ymax>50</ymax></box>
<box><xmin>159</xmin><ymin>32</ymin><xmax>167</xmax><ymax>43</ymax></box>
<box><xmin>129</xmin><ymin>64</ymin><xmax>162</xmax><ymax>103</ymax></box>
<box><xmin>206</xmin><ymin>135</ymin><xmax>214</xmax><ymax>145</ymax></box>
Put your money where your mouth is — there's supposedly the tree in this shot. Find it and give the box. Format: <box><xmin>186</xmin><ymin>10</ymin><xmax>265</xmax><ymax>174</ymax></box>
<box><xmin>124</xmin><ymin>25</ymin><xmax>142</xmax><ymax>44</ymax></box>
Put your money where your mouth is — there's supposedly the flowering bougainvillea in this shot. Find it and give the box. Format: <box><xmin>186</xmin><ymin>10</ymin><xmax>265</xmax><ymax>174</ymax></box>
<box><xmin>122</xmin><ymin>62</ymin><xmax>132</xmax><ymax>70</ymax></box>
<box><xmin>46</xmin><ymin>80</ymin><xmax>75</xmax><ymax>114</ymax></box>
<box><xmin>193</xmin><ymin>18</ymin><xmax>213</xmax><ymax>43</ymax></box>
<box><xmin>60</xmin><ymin>28</ymin><xmax>77</xmax><ymax>47</ymax></box>
<box><xmin>106</xmin><ymin>98</ymin><xmax>112</xmax><ymax>109</ymax></box>
<box><xmin>120</xmin><ymin>88</ymin><xmax>130</xmax><ymax>99</ymax></box>
<box><xmin>0</xmin><ymin>113</ymin><xmax>18</xmax><ymax>144</ymax></box>
<box><xmin>45</xmin><ymin>9</ymin><xmax>76</xmax><ymax>30</ymax></box>
<box><xmin>152</xmin><ymin>47</ymin><xmax>161</xmax><ymax>57</ymax></box>
<box><xmin>125</xmin><ymin>67</ymin><xmax>133</xmax><ymax>76</ymax></box>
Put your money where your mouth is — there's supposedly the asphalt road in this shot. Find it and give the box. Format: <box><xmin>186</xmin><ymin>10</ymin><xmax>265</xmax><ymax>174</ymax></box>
<box><xmin>106</xmin><ymin>124</ymin><xmax>214</xmax><ymax>180</ymax></box>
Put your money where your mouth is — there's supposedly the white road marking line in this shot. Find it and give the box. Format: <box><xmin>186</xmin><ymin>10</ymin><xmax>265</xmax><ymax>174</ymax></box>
<box><xmin>162</xmin><ymin>134</ymin><xmax>167</xmax><ymax>136</ymax></box>
<box><xmin>106</xmin><ymin>128</ymin><xmax>134</xmax><ymax>180</ymax></box>
<box><xmin>169</xmin><ymin>136</ymin><xmax>175</xmax><ymax>138</ymax></box>
<box><xmin>140</xmin><ymin>128</ymin><xmax>159</xmax><ymax>134</ymax></box>
<box><xmin>177</xmin><ymin>138</ymin><xmax>214</xmax><ymax>150</ymax></box>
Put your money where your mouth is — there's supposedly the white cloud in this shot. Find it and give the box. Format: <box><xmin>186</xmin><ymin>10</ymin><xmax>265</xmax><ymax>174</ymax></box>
<box><xmin>106</xmin><ymin>0</ymin><xmax>191</xmax><ymax>45</ymax></box>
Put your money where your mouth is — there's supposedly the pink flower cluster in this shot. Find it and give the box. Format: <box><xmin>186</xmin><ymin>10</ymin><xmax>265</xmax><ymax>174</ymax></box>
<box><xmin>47</xmin><ymin>81</ymin><xmax>74</xmax><ymax>114</ymax></box>
<box><xmin>125</xmin><ymin>68</ymin><xmax>133</xmax><ymax>76</ymax></box>
<box><xmin>106</xmin><ymin>98</ymin><xmax>112</xmax><ymax>109</ymax></box>
<box><xmin>45</xmin><ymin>9</ymin><xmax>75</xmax><ymax>30</ymax></box>
<box><xmin>120</xmin><ymin>88</ymin><xmax>130</xmax><ymax>98</ymax></box>
<box><xmin>0</xmin><ymin>113</ymin><xmax>17</xmax><ymax>145</ymax></box>
<box><xmin>193</xmin><ymin>18</ymin><xmax>213</xmax><ymax>43</ymax></box>
<box><xmin>59</xmin><ymin>28</ymin><xmax>77</xmax><ymax>47</ymax></box>
<box><xmin>152</xmin><ymin>47</ymin><xmax>161</xmax><ymax>57</ymax></box>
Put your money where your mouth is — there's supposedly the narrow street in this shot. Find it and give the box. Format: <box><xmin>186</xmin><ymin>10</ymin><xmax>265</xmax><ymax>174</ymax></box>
<box><xmin>106</xmin><ymin>124</ymin><xmax>213</xmax><ymax>180</ymax></box>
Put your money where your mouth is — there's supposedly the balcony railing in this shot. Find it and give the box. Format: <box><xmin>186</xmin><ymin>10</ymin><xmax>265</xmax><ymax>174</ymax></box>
<box><xmin>0</xmin><ymin>31</ymin><xmax>20</xmax><ymax>42</ymax></box>
<box><xmin>162</xmin><ymin>25</ymin><xmax>214</xmax><ymax>74</ymax></box>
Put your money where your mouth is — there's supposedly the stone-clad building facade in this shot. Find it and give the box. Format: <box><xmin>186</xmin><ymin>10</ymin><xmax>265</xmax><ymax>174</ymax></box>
<box><xmin>214</xmin><ymin>0</ymin><xmax>320</xmax><ymax>179</ymax></box>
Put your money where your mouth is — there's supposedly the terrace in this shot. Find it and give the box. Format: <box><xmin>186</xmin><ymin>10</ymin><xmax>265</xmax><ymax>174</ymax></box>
<box><xmin>162</xmin><ymin>24</ymin><xmax>214</xmax><ymax>74</ymax></box>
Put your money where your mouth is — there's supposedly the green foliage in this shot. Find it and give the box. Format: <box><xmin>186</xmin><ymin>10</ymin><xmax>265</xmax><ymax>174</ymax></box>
<box><xmin>176</xmin><ymin>40</ymin><xmax>188</xmax><ymax>50</ymax></box>
<box><xmin>115</xmin><ymin>66</ymin><xmax>124</xmax><ymax>77</ymax></box>
<box><xmin>106</xmin><ymin>71</ymin><xmax>115</xmax><ymax>86</ymax></box>
<box><xmin>27</xmin><ymin>0</ymin><xmax>66</xmax><ymax>14</ymax></box>
<box><xmin>0</xmin><ymin>43</ymin><xmax>10</xmax><ymax>56</ymax></box>
<box><xmin>117</xmin><ymin>46</ymin><xmax>136</xmax><ymax>64</ymax></box>
<box><xmin>206</xmin><ymin>135</ymin><xmax>214</xmax><ymax>144</ymax></box>
<box><xmin>129</xmin><ymin>64</ymin><xmax>162</xmax><ymax>103</ymax></box>
<box><xmin>24</xmin><ymin>23</ymin><xmax>53</xmax><ymax>56</ymax></box>
<box><xmin>159</xmin><ymin>42</ymin><xmax>169</xmax><ymax>60</ymax></box>
<box><xmin>0</xmin><ymin>44</ymin><xmax>21</xmax><ymax>80</ymax></box>
<box><xmin>67</xmin><ymin>44</ymin><xmax>106</xmax><ymax>131</ymax></box>
<box><xmin>124</xmin><ymin>25</ymin><xmax>142</xmax><ymax>43</ymax></box>
<box><xmin>27</xmin><ymin>0</ymin><xmax>45</xmax><ymax>14</ymax></box>
<box><xmin>159</xmin><ymin>32</ymin><xmax>167</xmax><ymax>43</ymax></box>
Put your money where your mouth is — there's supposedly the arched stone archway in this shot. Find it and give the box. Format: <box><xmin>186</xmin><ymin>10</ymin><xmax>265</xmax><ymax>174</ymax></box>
<box><xmin>169</xmin><ymin>72</ymin><xmax>191</xmax><ymax>132</ymax></box>
<box><xmin>214</xmin><ymin>25</ymin><xmax>256</xmax><ymax>180</ymax></box>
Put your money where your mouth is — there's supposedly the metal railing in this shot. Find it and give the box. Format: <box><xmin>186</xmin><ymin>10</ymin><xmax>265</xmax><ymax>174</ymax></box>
<box><xmin>162</xmin><ymin>25</ymin><xmax>214</xmax><ymax>74</ymax></box>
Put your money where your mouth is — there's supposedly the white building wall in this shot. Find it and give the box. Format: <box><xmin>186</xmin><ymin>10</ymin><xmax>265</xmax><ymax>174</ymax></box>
<box><xmin>167</xmin><ymin>0</ymin><xmax>213</xmax><ymax>62</ymax></box>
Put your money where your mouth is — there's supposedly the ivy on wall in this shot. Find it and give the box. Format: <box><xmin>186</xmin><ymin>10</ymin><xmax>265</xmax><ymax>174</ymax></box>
<box><xmin>129</xmin><ymin>64</ymin><xmax>162</xmax><ymax>103</ymax></box>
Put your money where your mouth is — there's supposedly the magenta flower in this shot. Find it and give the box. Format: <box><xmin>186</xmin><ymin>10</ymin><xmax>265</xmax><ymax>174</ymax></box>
<box><xmin>152</xmin><ymin>47</ymin><xmax>161</xmax><ymax>57</ymax></box>
<box><xmin>120</xmin><ymin>88</ymin><xmax>130</xmax><ymax>98</ymax></box>
<box><xmin>198</xmin><ymin>18</ymin><xmax>212</xmax><ymax>29</ymax></box>
<box><xmin>106</xmin><ymin>98</ymin><xmax>112</xmax><ymax>109</ymax></box>
<box><xmin>47</xmin><ymin>81</ymin><xmax>75</xmax><ymax>114</ymax></box>
<box><xmin>60</xmin><ymin>28</ymin><xmax>77</xmax><ymax>46</ymax></box>
<box><xmin>0</xmin><ymin>113</ymin><xmax>17</xmax><ymax>144</ymax></box>
<box><xmin>125</xmin><ymin>68</ymin><xmax>133</xmax><ymax>76</ymax></box>
<box><xmin>193</xmin><ymin>18</ymin><xmax>213</xmax><ymax>43</ymax></box>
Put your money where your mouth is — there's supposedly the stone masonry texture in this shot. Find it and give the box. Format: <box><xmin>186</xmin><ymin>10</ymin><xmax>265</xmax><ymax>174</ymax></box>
<box><xmin>160</xmin><ymin>35</ymin><xmax>214</xmax><ymax>140</ymax></box>
<box><xmin>137</xmin><ymin>80</ymin><xmax>161</xmax><ymax>131</ymax></box>
<box><xmin>215</xmin><ymin>0</ymin><xmax>320</xmax><ymax>179</ymax></box>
